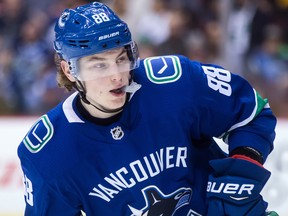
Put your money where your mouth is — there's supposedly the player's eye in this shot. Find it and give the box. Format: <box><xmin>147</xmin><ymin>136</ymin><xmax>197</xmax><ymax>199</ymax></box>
<box><xmin>90</xmin><ymin>62</ymin><xmax>108</xmax><ymax>70</ymax></box>
<box><xmin>116</xmin><ymin>55</ymin><xmax>129</xmax><ymax>64</ymax></box>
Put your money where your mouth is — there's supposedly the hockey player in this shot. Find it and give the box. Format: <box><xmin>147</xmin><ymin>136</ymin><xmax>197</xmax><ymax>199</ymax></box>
<box><xmin>18</xmin><ymin>2</ymin><xmax>278</xmax><ymax>216</ymax></box>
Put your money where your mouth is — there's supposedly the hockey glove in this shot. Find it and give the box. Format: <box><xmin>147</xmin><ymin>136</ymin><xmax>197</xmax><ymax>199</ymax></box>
<box><xmin>206</xmin><ymin>157</ymin><xmax>271</xmax><ymax>216</ymax></box>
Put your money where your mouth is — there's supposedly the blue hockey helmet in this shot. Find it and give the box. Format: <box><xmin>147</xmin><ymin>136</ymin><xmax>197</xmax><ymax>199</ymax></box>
<box><xmin>54</xmin><ymin>2</ymin><xmax>139</xmax><ymax>78</ymax></box>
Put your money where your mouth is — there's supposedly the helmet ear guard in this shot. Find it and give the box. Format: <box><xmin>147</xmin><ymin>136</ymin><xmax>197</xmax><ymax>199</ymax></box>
<box><xmin>125</xmin><ymin>41</ymin><xmax>140</xmax><ymax>69</ymax></box>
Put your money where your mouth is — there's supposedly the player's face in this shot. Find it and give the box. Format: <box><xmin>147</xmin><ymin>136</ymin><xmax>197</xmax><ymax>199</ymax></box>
<box><xmin>78</xmin><ymin>48</ymin><xmax>131</xmax><ymax>112</ymax></box>
<box><xmin>77</xmin><ymin>47</ymin><xmax>132</xmax><ymax>81</ymax></box>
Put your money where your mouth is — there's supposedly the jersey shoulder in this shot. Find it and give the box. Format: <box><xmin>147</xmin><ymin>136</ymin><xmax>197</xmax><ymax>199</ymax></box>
<box><xmin>20</xmin><ymin>92</ymin><xmax>85</xmax><ymax>153</ymax></box>
<box><xmin>17</xmin><ymin>93</ymin><xmax>85</xmax><ymax>178</ymax></box>
<box><xmin>135</xmin><ymin>54</ymin><xmax>220</xmax><ymax>85</ymax></box>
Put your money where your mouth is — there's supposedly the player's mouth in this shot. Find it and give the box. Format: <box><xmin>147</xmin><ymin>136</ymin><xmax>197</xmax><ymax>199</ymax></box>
<box><xmin>110</xmin><ymin>86</ymin><xmax>126</xmax><ymax>97</ymax></box>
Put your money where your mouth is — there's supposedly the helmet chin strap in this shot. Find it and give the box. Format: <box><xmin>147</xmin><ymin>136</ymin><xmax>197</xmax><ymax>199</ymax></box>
<box><xmin>74</xmin><ymin>79</ymin><xmax>129</xmax><ymax>114</ymax></box>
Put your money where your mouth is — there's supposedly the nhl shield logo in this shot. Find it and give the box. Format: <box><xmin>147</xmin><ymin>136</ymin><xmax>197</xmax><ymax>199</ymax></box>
<box><xmin>110</xmin><ymin>126</ymin><xmax>124</xmax><ymax>140</ymax></box>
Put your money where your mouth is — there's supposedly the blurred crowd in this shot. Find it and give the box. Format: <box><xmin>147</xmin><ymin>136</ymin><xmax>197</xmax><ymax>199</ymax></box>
<box><xmin>0</xmin><ymin>0</ymin><xmax>287</xmax><ymax>117</ymax></box>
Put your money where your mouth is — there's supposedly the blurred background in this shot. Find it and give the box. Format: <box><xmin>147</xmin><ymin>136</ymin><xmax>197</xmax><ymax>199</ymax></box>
<box><xmin>0</xmin><ymin>0</ymin><xmax>287</xmax><ymax>215</ymax></box>
<box><xmin>0</xmin><ymin>0</ymin><xmax>288</xmax><ymax>116</ymax></box>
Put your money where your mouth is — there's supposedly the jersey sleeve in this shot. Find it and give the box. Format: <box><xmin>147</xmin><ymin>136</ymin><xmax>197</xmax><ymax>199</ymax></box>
<box><xmin>17</xmin><ymin>149</ymin><xmax>82</xmax><ymax>216</ymax></box>
<box><xmin>183</xmin><ymin>57</ymin><xmax>276</xmax><ymax>161</ymax></box>
<box><xmin>17</xmin><ymin>112</ymin><xmax>83</xmax><ymax>216</ymax></box>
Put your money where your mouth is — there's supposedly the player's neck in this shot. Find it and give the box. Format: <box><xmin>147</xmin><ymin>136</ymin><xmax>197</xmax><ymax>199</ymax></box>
<box><xmin>80</xmin><ymin>99</ymin><xmax>122</xmax><ymax>119</ymax></box>
<box><xmin>76</xmin><ymin>96</ymin><xmax>122</xmax><ymax>125</ymax></box>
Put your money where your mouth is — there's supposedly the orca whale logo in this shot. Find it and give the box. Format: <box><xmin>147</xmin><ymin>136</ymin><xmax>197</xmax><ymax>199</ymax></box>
<box><xmin>129</xmin><ymin>186</ymin><xmax>192</xmax><ymax>216</ymax></box>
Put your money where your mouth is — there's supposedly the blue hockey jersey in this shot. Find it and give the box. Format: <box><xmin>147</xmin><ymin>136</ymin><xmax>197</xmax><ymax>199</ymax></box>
<box><xmin>17</xmin><ymin>55</ymin><xmax>276</xmax><ymax>215</ymax></box>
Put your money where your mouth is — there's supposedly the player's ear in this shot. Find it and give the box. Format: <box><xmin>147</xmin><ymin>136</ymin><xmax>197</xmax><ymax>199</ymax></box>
<box><xmin>61</xmin><ymin>60</ymin><xmax>76</xmax><ymax>82</ymax></box>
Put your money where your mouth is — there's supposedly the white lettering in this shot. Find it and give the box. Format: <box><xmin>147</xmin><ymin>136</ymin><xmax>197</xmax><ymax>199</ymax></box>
<box><xmin>211</xmin><ymin>182</ymin><xmax>224</xmax><ymax>193</ymax></box>
<box><xmin>166</xmin><ymin>147</ymin><xmax>175</xmax><ymax>169</ymax></box>
<box><xmin>130</xmin><ymin>160</ymin><xmax>148</xmax><ymax>182</ymax></box>
<box><xmin>98</xmin><ymin>184</ymin><xmax>119</xmax><ymax>199</ymax></box>
<box><xmin>98</xmin><ymin>32</ymin><xmax>120</xmax><ymax>41</ymax></box>
<box><xmin>24</xmin><ymin>175</ymin><xmax>34</xmax><ymax>206</ymax></box>
<box><xmin>89</xmin><ymin>146</ymin><xmax>188</xmax><ymax>202</ymax></box>
<box><xmin>176</xmin><ymin>147</ymin><xmax>187</xmax><ymax>167</ymax></box>
<box><xmin>207</xmin><ymin>181</ymin><xmax>255</xmax><ymax>195</ymax></box>
<box><xmin>144</xmin><ymin>154</ymin><xmax>160</xmax><ymax>177</ymax></box>
<box><xmin>207</xmin><ymin>181</ymin><xmax>212</xmax><ymax>192</ymax></box>
<box><xmin>156</xmin><ymin>148</ymin><xmax>164</xmax><ymax>171</ymax></box>
<box><xmin>223</xmin><ymin>183</ymin><xmax>239</xmax><ymax>194</ymax></box>
<box><xmin>89</xmin><ymin>186</ymin><xmax>111</xmax><ymax>202</ymax></box>
<box><xmin>238</xmin><ymin>184</ymin><xmax>254</xmax><ymax>195</ymax></box>
<box><xmin>104</xmin><ymin>173</ymin><xmax>127</xmax><ymax>191</ymax></box>
<box><xmin>116</xmin><ymin>167</ymin><xmax>136</xmax><ymax>188</ymax></box>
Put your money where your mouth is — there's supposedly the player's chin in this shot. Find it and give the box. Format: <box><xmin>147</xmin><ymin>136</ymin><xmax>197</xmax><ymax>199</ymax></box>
<box><xmin>109</xmin><ymin>95</ymin><xmax>127</xmax><ymax>108</ymax></box>
<box><xmin>113</xmin><ymin>98</ymin><xmax>126</xmax><ymax>108</ymax></box>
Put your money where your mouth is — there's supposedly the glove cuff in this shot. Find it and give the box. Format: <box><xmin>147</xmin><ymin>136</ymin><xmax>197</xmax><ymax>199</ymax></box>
<box><xmin>209</xmin><ymin>158</ymin><xmax>271</xmax><ymax>183</ymax></box>
<box><xmin>231</xmin><ymin>154</ymin><xmax>263</xmax><ymax>167</ymax></box>
<box><xmin>229</xmin><ymin>146</ymin><xmax>263</xmax><ymax>164</ymax></box>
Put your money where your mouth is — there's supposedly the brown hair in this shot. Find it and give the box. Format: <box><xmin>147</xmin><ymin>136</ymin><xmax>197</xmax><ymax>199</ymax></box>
<box><xmin>54</xmin><ymin>53</ymin><xmax>75</xmax><ymax>92</ymax></box>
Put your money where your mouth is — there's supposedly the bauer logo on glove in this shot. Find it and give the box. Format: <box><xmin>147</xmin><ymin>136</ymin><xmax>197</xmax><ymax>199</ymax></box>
<box><xmin>207</xmin><ymin>181</ymin><xmax>255</xmax><ymax>201</ymax></box>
